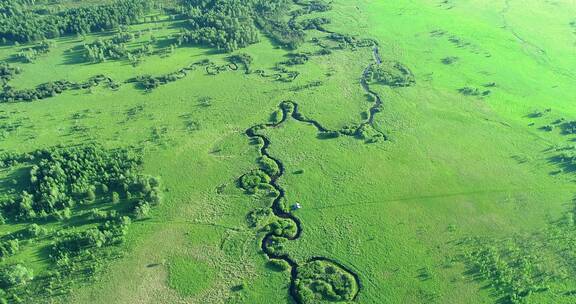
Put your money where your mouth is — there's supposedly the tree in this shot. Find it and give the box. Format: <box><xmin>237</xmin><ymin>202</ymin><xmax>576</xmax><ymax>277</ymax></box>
<box><xmin>0</xmin><ymin>264</ymin><xmax>33</xmax><ymax>288</ymax></box>
<box><xmin>86</xmin><ymin>189</ymin><xmax>96</xmax><ymax>202</ymax></box>
<box><xmin>133</xmin><ymin>201</ymin><xmax>150</xmax><ymax>219</ymax></box>
<box><xmin>111</xmin><ymin>192</ymin><xmax>120</xmax><ymax>203</ymax></box>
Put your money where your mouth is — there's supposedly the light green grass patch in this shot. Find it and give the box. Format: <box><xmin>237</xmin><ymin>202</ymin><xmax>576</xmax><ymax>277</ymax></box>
<box><xmin>168</xmin><ymin>256</ymin><xmax>214</xmax><ymax>297</ymax></box>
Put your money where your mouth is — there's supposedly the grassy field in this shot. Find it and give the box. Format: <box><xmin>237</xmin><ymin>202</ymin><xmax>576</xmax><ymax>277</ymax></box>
<box><xmin>0</xmin><ymin>0</ymin><xmax>575</xmax><ymax>303</ymax></box>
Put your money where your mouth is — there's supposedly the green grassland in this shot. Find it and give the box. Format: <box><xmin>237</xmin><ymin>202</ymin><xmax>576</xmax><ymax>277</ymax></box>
<box><xmin>0</xmin><ymin>0</ymin><xmax>575</xmax><ymax>303</ymax></box>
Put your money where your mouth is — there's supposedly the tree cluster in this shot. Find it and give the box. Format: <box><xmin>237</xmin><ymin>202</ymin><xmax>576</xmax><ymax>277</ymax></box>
<box><xmin>0</xmin><ymin>264</ymin><xmax>32</xmax><ymax>289</ymax></box>
<box><xmin>228</xmin><ymin>53</ymin><xmax>253</xmax><ymax>73</ymax></box>
<box><xmin>239</xmin><ymin>169</ymin><xmax>271</xmax><ymax>194</ymax></box>
<box><xmin>295</xmin><ymin>260</ymin><xmax>358</xmax><ymax>303</ymax></box>
<box><xmin>0</xmin><ymin>240</ymin><xmax>19</xmax><ymax>261</ymax></box>
<box><xmin>264</xmin><ymin>218</ymin><xmax>297</xmax><ymax>238</ymax></box>
<box><xmin>15</xmin><ymin>40</ymin><xmax>52</xmax><ymax>63</ymax></box>
<box><xmin>51</xmin><ymin>216</ymin><xmax>131</xmax><ymax>260</ymax></box>
<box><xmin>258</xmin><ymin>155</ymin><xmax>280</xmax><ymax>177</ymax></box>
<box><xmin>176</xmin><ymin>0</ymin><xmax>260</xmax><ymax>52</ymax></box>
<box><xmin>131</xmin><ymin>72</ymin><xmax>185</xmax><ymax>90</ymax></box>
<box><xmin>0</xmin><ymin>144</ymin><xmax>161</xmax><ymax>221</ymax></box>
<box><xmin>84</xmin><ymin>32</ymin><xmax>152</xmax><ymax>63</ymax></box>
<box><xmin>299</xmin><ymin>17</ymin><xmax>330</xmax><ymax>31</ymax></box>
<box><xmin>0</xmin><ymin>143</ymin><xmax>162</xmax><ymax>302</ymax></box>
<box><xmin>0</xmin><ymin>0</ymin><xmax>150</xmax><ymax>43</ymax></box>
<box><xmin>366</xmin><ymin>62</ymin><xmax>415</xmax><ymax>87</ymax></box>
<box><xmin>0</xmin><ymin>63</ymin><xmax>21</xmax><ymax>86</ymax></box>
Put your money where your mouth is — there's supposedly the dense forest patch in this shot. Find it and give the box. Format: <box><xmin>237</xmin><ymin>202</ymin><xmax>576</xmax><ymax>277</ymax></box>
<box><xmin>0</xmin><ymin>0</ymin><xmax>150</xmax><ymax>43</ymax></box>
<box><xmin>0</xmin><ymin>144</ymin><xmax>162</xmax><ymax>302</ymax></box>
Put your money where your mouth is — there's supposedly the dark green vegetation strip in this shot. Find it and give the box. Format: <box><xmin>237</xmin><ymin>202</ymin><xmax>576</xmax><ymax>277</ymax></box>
<box><xmin>0</xmin><ymin>73</ymin><xmax>119</xmax><ymax>103</ymax></box>
<box><xmin>0</xmin><ymin>144</ymin><xmax>162</xmax><ymax>303</ymax></box>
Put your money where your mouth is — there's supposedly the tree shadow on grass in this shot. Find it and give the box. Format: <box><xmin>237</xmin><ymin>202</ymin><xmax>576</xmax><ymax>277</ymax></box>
<box><xmin>548</xmin><ymin>154</ymin><xmax>576</xmax><ymax>175</ymax></box>
<box><xmin>0</xmin><ymin>166</ymin><xmax>30</xmax><ymax>194</ymax></box>
<box><xmin>62</xmin><ymin>44</ymin><xmax>88</xmax><ymax>65</ymax></box>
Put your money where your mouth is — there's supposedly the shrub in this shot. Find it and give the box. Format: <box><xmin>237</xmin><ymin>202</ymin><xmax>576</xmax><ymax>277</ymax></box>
<box><xmin>0</xmin><ymin>62</ymin><xmax>21</xmax><ymax>85</ymax></box>
<box><xmin>280</xmin><ymin>101</ymin><xmax>295</xmax><ymax>113</ymax></box>
<box><xmin>258</xmin><ymin>156</ymin><xmax>280</xmax><ymax>176</ymax></box>
<box><xmin>270</xmin><ymin>110</ymin><xmax>283</xmax><ymax>124</ymax></box>
<box><xmin>283</xmin><ymin>53</ymin><xmax>308</xmax><ymax>66</ymax></box>
<box><xmin>25</xmin><ymin>224</ymin><xmax>47</xmax><ymax>238</ymax></box>
<box><xmin>133</xmin><ymin>201</ymin><xmax>151</xmax><ymax>219</ymax></box>
<box><xmin>246</xmin><ymin>208</ymin><xmax>272</xmax><ymax>228</ymax></box>
<box><xmin>228</xmin><ymin>53</ymin><xmax>253</xmax><ymax>73</ymax></box>
<box><xmin>111</xmin><ymin>192</ymin><xmax>120</xmax><ymax>203</ymax></box>
<box><xmin>265</xmin><ymin>218</ymin><xmax>297</xmax><ymax>238</ymax></box>
<box><xmin>562</xmin><ymin>121</ymin><xmax>576</xmax><ymax>134</ymax></box>
<box><xmin>295</xmin><ymin>260</ymin><xmax>358</xmax><ymax>302</ymax></box>
<box><xmin>0</xmin><ymin>264</ymin><xmax>33</xmax><ymax>288</ymax></box>
<box><xmin>268</xmin><ymin>259</ymin><xmax>290</xmax><ymax>271</ymax></box>
<box><xmin>458</xmin><ymin>87</ymin><xmax>490</xmax><ymax>97</ymax></box>
<box><xmin>239</xmin><ymin>170</ymin><xmax>270</xmax><ymax>193</ymax></box>
<box><xmin>320</xmin><ymin>131</ymin><xmax>340</xmax><ymax>139</ymax></box>
<box><xmin>0</xmin><ymin>239</ymin><xmax>19</xmax><ymax>260</ymax></box>
<box><xmin>366</xmin><ymin>62</ymin><xmax>415</xmax><ymax>87</ymax></box>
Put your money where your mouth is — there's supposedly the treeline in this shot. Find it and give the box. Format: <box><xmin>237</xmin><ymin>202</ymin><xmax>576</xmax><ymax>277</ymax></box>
<box><xmin>52</xmin><ymin>216</ymin><xmax>132</xmax><ymax>261</ymax></box>
<box><xmin>0</xmin><ymin>74</ymin><xmax>118</xmax><ymax>103</ymax></box>
<box><xmin>125</xmin><ymin>57</ymin><xmax>252</xmax><ymax>91</ymax></box>
<box><xmin>0</xmin><ymin>0</ymin><xmax>150</xmax><ymax>43</ymax></box>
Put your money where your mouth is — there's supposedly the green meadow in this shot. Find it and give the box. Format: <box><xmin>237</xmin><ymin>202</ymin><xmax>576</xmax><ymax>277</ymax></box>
<box><xmin>0</xmin><ymin>0</ymin><xmax>575</xmax><ymax>303</ymax></box>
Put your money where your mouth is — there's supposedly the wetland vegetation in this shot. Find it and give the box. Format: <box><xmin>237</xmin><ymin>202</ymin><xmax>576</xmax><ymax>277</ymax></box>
<box><xmin>0</xmin><ymin>0</ymin><xmax>575</xmax><ymax>303</ymax></box>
